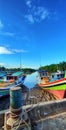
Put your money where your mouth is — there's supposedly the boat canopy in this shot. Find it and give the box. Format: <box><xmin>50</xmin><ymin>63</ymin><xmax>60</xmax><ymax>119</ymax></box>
<box><xmin>0</xmin><ymin>72</ymin><xmax>6</xmax><ymax>77</ymax></box>
<box><xmin>11</xmin><ymin>71</ymin><xmax>23</xmax><ymax>77</ymax></box>
<box><xmin>38</xmin><ymin>70</ymin><xmax>48</xmax><ymax>77</ymax></box>
<box><xmin>38</xmin><ymin>70</ymin><xmax>48</xmax><ymax>73</ymax></box>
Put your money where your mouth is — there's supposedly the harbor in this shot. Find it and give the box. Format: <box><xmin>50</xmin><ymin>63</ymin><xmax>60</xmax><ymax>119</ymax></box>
<box><xmin>0</xmin><ymin>71</ymin><xmax>58</xmax><ymax>111</ymax></box>
<box><xmin>0</xmin><ymin>0</ymin><xmax>66</xmax><ymax>129</ymax></box>
<box><xmin>0</xmin><ymin>71</ymin><xmax>66</xmax><ymax>130</ymax></box>
<box><xmin>0</xmin><ymin>70</ymin><xmax>66</xmax><ymax>130</ymax></box>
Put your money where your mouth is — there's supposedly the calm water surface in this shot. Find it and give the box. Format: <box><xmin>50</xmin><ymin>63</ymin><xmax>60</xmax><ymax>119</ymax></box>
<box><xmin>24</xmin><ymin>71</ymin><xmax>38</xmax><ymax>89</ymax></box>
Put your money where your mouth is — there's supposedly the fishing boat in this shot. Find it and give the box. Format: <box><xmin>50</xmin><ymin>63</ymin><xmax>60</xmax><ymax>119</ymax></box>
<box><xmin>0</xmin><ymin>72</ymin><xmax>6</xmax><ymax>82</ymax></box>
<box><xmin>37</xmin><ymin>70</ymin><xmax>66</xmax><ymax>99</ymax></box>
<box><xmin>0</xmin><ymin>71</ymin><xmax>26</xmax><ymax>98</ymax></box>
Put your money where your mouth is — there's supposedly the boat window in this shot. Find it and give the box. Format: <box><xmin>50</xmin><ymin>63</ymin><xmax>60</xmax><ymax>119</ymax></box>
<box><xmin>43</xmin><ymin>72</ymin><xmax>47</xmax><ymax>76</ymax></box>
<box><xmin>40</xmin><ymin>73</ymin><xmax>42</xmax><ymax>77</ymax></box>
<box><xmin>41</xmin><ymin>77</ymin><xmax>43</xmax><ymax>80</ymax></box>
<box><xmin>41</xmin><ymin>73</ymin><xmax>44</xmax><ymax>77</ymax></box>
<box><xmin>45</xmin><ymin>72</ymin><xmax>47</xmax><ymax>76</ymax></box>
<box><xmin>0</xmin><ymin>77</ymin><xmax>3</xmax><ymax>79</ymax></box>
<box><xmin>60</xmin><ymin>74</ymin><xmax>64</xmax><ymax>78</ymax></box>
<box><xmin>52</xmin><ymin>75</ymin><xmax>54</xmax><ymax>78</ymax></box>
<box><xmin>40</xmin><ymin>73</ymin><xmax>44</xmax><ymax>77</ymax></box>
<box><xmin>14</xmin><ymin>77</ymin><xmax>17</xmax><ymax>80</ymax></box>
<box><xmin>57</xmin><ymin>74</ymin><xmax>59</xmax><ymax>77</ymax></box>
<box><xmin>43</xmin><ymin>73</ymin><xmax>45</xmax><ymax>76</ymax></box>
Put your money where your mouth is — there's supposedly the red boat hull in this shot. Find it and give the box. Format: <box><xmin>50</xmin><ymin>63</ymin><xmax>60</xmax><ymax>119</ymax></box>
<box><xmin>47</xmin><ymin>90</ymin><xmax>65</xmax><ymax>99</ymax></box>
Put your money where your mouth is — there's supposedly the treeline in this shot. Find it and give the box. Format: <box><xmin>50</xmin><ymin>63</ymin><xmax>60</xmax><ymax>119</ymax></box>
<box><xmin>0</xmin><ymin>66</ymin><xmax>5</xmax><ymax>71</ymax></box>
<box><xmin>0</xmin><ymin>66</ymin><xmax>36</xmax><ymax>74</ymax></box>
<box><xmin>1</xmin><ymin>61</ymin><xmax>66</xmax><ymax>74</ymax></box>
<box><xmin>39</xmin><ymin>61</ymin><xmax>66</xmax><ymax>73</ymax></box>
<box><xmin>22</xmin><ymin>68</ymin><xmax>36</xmax><ymax>74</ymax></box>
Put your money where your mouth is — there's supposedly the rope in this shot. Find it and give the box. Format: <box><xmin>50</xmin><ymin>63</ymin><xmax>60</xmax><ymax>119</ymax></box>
<box><xmin>10</xmin><ymin>107</ymin><xmax>22</xmax><ymax>119</ymax></box>
<box><xmin>5</xmin><ymin>109</ymin><xmax>31</xmax><ymax>130</ymax></box>
<box><xmin>10</xmin><ymin>106</ymin><xmax>22</xmax><ymax>112</ymax></box>
<box><xmin>11</xmin><ymin>112</ymin><xmax>31</xmax><ymax>130</ymax></box>
<box><xmin>15</xmin><ymin>115</ymin><xmax>30</xmax><ymax>130</ymax></box>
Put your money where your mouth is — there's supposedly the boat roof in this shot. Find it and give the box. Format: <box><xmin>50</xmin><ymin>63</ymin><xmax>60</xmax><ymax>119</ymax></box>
<box><xmin>11</xmin><ymin>71</ymin><xmax>23</xmax><ymax>77</ymax></box>
<box><xmin>38</xmin><ymin>70</ymin><xmax>47</xmax><ymax>73</ymax></box>
<box><xmin>51</xmin><ymin>70</ymin><xmax>64</xmax><ymax>75</ymax></box>
<box><xmin>0</xmin><ymin>72</ymin><xmax>6</xmax><ymax>77</ymax></box>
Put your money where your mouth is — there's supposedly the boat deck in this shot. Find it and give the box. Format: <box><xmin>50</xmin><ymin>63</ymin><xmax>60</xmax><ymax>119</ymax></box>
<box><xmin>0</xmin><ymin>82</ymin><xmax>13</xmax><ymax>88</ymax></box>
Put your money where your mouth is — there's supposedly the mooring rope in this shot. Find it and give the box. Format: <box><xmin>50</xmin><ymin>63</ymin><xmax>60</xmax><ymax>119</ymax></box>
<box><xmin>11</xmin><ymin>112</ymin><xmax>30</xmax><ymax>130</ymax></box>
<box><xmin>5</xmin><ymin>106</ymin><xmax>31</xmax><ymax>130</ymax></box>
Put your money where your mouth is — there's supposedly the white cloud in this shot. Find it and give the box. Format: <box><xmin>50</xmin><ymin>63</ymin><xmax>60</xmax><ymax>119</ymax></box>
<box><xmin>35</xmin><ymin>7</ymin><xmax>49</xmax><ymax>20</ymax></box>
<box><xmin>0</xmin><ymin>46</ymin><xmax>27</xmax><ymax>54</ymax></box>
<box><xmin>34</xmin><ymin>7</ymin><xmax>49</xmax><ymax>22</ymax></box>
<box><xmin>12</xmin><ymin>49</ymin><xmax>27</xmax><ymax>53</ymax></box>
<box><xmin>25</xmin><ymin>6</ymin><xmax>49</xmax><ymax>23</ymax></box>
<box><xmin>26</xmin><ymin>0</ymin><xmax>32</xmax><ymax>8</ymax></box>
<box><xmin>25</xmin><ymin>14</ymin><xmax>34</xmax><ymax>23</ymax></box>
<box><xmin>0</xmin><ymin>20</ymin><xmax>3</xmax><ymax>28</ymax></box>
<box><xmin>41</xmin><ymin>10</ymin><xmax>49</xmax><ymax>20</ymax></box>
<box><xmin>0</xmin><ymin>46</ymin><xmax>13</xmax><ymax>54</ymax></box>
<box><xmin>25</xmin><ymin>1</ymin><xmax>58</xmax><ymax>24</ymax></box>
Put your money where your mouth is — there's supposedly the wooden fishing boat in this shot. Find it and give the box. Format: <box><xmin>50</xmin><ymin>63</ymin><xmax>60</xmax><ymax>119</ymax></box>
<box><xmin>37</xmin><ymin>70</ymin><xmax>66</xmax><ymax>99</ymax></box>
<box><xmin>0</xmin><ymin>71</ymin><xmax>26</xmax><ymax>98</ymax></box>
<box><xmin>0</xmin><ymin>72</ymin><xmax>6</xmax><ymax>83</ymax></box>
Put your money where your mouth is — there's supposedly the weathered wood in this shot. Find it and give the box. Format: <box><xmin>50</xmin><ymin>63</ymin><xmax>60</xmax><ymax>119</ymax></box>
<box><xmin>0</xmin><ymin>113</ymin><xmax>4</xmax><ymax>128</ymax></box>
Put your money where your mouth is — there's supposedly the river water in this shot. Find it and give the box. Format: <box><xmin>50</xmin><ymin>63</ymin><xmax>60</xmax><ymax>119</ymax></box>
<box><xmin>24</xmin><ymin>71</ymin><xmax>38</xmax><ymax>89</ymax></box>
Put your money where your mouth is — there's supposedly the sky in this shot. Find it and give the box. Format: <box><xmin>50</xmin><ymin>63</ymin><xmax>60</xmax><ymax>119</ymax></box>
<box><xmin>0</xmin><ymin>0</ymin><xmax>66</xmax><ymax>69</ymax></box>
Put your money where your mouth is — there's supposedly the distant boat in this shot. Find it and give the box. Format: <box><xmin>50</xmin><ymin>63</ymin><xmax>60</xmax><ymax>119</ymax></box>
<box><xmin>37</xmin><ymin>70</ymin><xmax>66</xmax><ymax>99</ymax></box>
<box><xmin>0</xmin><ymin>71</ymin><xmax>26</xmax><ymax>98</ymax></box>
<box><xmin>0</xmin><ymin>71</ymin><xmax>6</xmax><ymax>82</ymax></box>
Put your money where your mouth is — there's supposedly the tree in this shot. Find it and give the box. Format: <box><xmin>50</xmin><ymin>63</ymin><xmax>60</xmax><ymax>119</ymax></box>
<box><xmin>39</xmin><ymin>61</ymin><xmax>66</xmax><ymax>73</ymax></box>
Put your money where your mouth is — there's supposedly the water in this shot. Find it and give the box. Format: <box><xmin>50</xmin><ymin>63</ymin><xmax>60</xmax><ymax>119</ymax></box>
<box><xmin>24</xmin><ymin>71</ymin><xmax>38</xmax><ymax>89</ymax></box>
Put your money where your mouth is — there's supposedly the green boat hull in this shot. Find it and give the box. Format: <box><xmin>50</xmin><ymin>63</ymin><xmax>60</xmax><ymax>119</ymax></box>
<box><xmin>0</xmin><ymin>89</ymin><xmax>9</xmax><ymax>97</ymax></box>
<box><xmin>45</xmin><ymin>83</ymin><xmax>66</xmax><ymax>90</ymax></box>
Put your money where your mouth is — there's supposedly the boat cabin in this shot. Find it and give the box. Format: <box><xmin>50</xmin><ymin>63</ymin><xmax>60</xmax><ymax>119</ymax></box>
<box><xmin>38</xmin><ymin>70</ymin><xmax>65</xmax><ymax>84</ymax></box>
<box><xmin>7</xmin><ymin>71</ymin><xmax>24</xmax><ymax>83</ymax></box>
<box><xmin>38</xmin><ymin>70</ymin><xmax>49</xmax><ymax>84</ymax></box>
<box><xmin>50</xmin><ymin>70</ymin><xmax>64</xmax><ymax>82</ymax></box>
<box><xmin>0</xmin><ymin>72</ymin><xmax>6</xmax><ymax>82</ymax></box>
<box><xmin>38</xmin><ymin>70</ymin><xmax>48</xmax><ymax>78</ymax></box>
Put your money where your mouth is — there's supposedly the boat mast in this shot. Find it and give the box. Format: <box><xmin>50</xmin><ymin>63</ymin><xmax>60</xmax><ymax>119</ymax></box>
<box><xmin>20</xmin><ymin>53</ymin><xmax>22</xmax><ymax>70</ymax></box>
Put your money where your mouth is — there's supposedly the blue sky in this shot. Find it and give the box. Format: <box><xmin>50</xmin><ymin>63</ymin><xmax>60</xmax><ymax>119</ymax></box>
<box><xmin>0</xmin><ymin>0</ymin><xmax>66</xmax><ymax>69</ymax></box>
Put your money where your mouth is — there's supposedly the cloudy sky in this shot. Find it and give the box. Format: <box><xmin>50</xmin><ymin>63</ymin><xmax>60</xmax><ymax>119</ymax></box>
<box><xmin>0</xmin><ymin>0</ymin><xmax>66</xmax><ymax>68</ymax></box>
